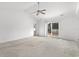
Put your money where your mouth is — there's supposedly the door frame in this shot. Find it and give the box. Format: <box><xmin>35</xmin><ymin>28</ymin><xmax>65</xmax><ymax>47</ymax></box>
<box><xmin>47</xmin><ymin>22</ymin><xmax>59</xmax><ymax>37</ymax></box>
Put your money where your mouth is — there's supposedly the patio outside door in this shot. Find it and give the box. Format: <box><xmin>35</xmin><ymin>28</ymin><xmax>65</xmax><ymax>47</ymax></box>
<box><xmin>48</xmin><ymin>22</ymin><xmax>59</xmax><ymax>37</ymax></box>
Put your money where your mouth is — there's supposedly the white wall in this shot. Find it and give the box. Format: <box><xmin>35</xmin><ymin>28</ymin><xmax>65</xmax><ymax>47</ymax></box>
<box><xmin>38</xmin><ymin>21</ymin><xmax>45</xmax><ymax>37</ymax></box>
<box><xmin>59</xmin><ymin>12</ymin><xmax>79</xmax><ymax>41</ymax></box>
<box><xmin>35</xmin><ymin>20</ymin><xmax>47</xmax><ymax>37</ymax></box>
<box><xmin>0</xmin><ymin>9</ymin><xmax>35</xmax><ymax>43</ymax></box>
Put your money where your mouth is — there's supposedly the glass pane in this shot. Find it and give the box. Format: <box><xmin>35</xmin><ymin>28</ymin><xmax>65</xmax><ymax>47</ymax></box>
<box><xmin>52</xmin><ymin>23</ymin><xmax>59</xmax><ymax>37</ymax></box>
<box><xmin>52</xmin><ymin>23</ymin><xmax>59</xmax><ymax>29</ymax></box>
<box><xmin>48</xmin><ymin>23</ymin><xmax>51</xmax><ymax>34</ymax></box>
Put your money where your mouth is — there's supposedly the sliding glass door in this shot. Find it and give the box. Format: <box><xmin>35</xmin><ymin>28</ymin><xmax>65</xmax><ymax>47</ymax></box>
<box><xmin>48</xmin><ymin>23</ymin><xmax>51</xmax><ymax>36</ymax></box>
<box><xmin>48</xmin><ymin>22</ymin><xmax>59</xmax><ymax>37</ymax></box>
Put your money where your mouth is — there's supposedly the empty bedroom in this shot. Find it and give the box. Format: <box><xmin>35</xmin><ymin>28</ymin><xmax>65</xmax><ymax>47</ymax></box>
<box><xmin>0</xmin><ymin>1</ymin><xmax>79</xmax><ymax>57</ymax></box>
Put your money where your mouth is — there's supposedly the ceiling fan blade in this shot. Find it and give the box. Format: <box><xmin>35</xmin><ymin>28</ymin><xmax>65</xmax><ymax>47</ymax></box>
<box><xmin>41</xmin><ymin>9</ymin><xmax>46</xmax><ymax>11</ymax></box>
<box><xmin>40</xmin><ymin>11</ymin><xmax>45</xmax><ymax>14</ymax></box>
<box><xmin>41</xmin><ymin>12</ymin><xmax>45</xmax><ymax>14</ymax></box>
<box><xmin>32</xmin><ymin>10</ymin><xmax>39</xmax><ymax>14</ymax></box>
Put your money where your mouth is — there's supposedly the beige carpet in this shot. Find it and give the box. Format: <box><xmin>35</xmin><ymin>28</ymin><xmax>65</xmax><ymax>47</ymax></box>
<box><xmin>0</xmin><ymin>37</ymin><xmax>79</xmax><ymax>57</ymax></box>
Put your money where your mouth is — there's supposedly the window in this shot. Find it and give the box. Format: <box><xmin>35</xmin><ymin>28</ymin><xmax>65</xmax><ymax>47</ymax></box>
<box><xmin>52</xmin><ymin>23</ymin><xmax>59</xmax><ymax>29</ymax></box>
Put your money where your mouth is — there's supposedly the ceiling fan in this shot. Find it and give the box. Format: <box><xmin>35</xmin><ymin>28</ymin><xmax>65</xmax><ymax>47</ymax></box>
<box><xmin>33</xmin><ymin>2</ymin><xmax>46</xmax><ymax>16</ymax></box>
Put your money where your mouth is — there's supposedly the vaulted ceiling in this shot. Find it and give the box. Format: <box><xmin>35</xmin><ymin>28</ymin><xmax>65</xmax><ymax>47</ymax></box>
<box><xmin>0</xmin><ymin>2</ymin><xmax>79</xmax><ymax>19</ymax></box>
<box><xmin>24</xmin><ymin>2</ymin><xmax>78</xmax><ymax>19</ymax></box>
